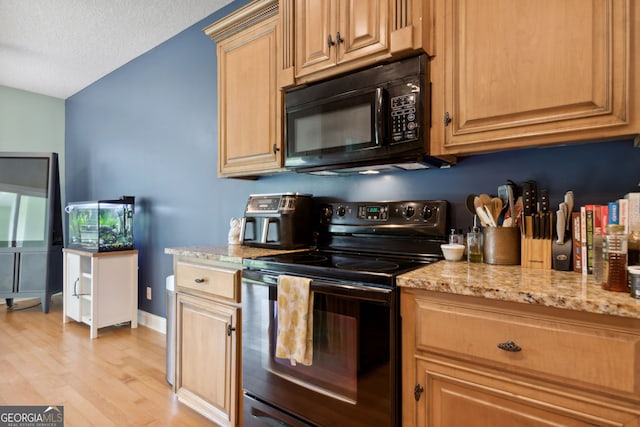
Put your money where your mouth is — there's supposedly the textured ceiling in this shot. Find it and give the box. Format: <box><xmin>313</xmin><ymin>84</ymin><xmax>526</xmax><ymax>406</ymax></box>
<box><xmin>0</xmin><ymin>0</ymin><xmax>233</xmax><ymax>99</ymax></box>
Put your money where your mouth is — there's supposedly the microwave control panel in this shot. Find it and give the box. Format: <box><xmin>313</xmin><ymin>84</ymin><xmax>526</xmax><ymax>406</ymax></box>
<box><xmin>390</xmin><ymin>92</ymin><xmax>418</xmax><ymax>143</ymax></box>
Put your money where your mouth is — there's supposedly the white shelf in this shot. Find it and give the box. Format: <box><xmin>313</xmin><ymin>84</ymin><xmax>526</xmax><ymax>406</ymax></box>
<box><xmin>63</xmin><ymin>249</ymin><xmax>139</xmax><ymax>339</ymax></box>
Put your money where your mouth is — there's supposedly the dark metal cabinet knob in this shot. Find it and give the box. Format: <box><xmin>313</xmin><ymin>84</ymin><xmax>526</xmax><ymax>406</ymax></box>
<box><xmin>497</xmin><ymin>340</ymin><xmax>522</xmax><ymax>352</ymax></box>
<box><xmin>414</xmin><ymin>384</ymin><xmax>424</xmax><ymax>401</ymax></box>
<box><xmin>194</xmin><ymin>278</ymin><xmax>205</xmax><ymax>284</ymax></box>
<box><xmin>327</xmin><ymin>34</ymin><xmax>335</xmax><ymax>48</ymax></box>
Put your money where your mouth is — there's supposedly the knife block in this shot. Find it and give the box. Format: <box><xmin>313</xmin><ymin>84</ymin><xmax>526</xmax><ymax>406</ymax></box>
<box><xmin>552</xmin><ymin>238</ymin><xmax>573</xmax><ymax>271</ymax></box>
<box><xmin>521</xmin><ymin>236</ymin><xmax>552</xmax><ymax>269</ymax></box>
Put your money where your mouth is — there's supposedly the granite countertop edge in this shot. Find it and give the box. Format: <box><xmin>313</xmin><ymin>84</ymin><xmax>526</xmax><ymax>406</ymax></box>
<box><xmin>164</xmin><ymin>245</ymin><xmax>308</xmax><ymax>264</ymax></box>
<box><xmin>397</xmin><ymin>261</ymin><xmax>640</xmax><ymax>320</ymax></box>
<box><xmin>165</xmin><ymin>245</ymin><xmax>640</xmax><ymax>320</ymax></box>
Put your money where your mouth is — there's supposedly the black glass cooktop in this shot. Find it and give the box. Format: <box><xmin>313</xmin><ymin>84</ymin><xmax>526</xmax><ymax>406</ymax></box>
<box><xmin>243</xmin><ymin>249</ymin><xmax>442</xmax><ymax>287</ymax></box>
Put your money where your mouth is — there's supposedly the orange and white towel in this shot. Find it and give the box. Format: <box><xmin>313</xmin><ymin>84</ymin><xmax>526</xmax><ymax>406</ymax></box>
<box><xmin>275</xmin><ymin>275</ymin><xmax>314</xmax><ymax>366</ymax></box>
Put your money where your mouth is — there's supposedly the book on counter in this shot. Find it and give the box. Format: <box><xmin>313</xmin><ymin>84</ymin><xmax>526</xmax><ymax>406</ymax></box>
<box><xmin>572</xmin><ymin>212</ymin><xmax>582</xmax><ymax>273</ymax></box>
<box><xmin>585</xmin><ymin>205</ymin><xmax>596</xmax><ymax>274</ymax></box>
<box><xmin>572</xmin><ymin>194</ymin><xmax>640</xmax><ymax>275</ymax></box>
<box><xmin>580</xmin><ymin>206</ymin><xmax>588</xmax><ymax>274</ymax></box>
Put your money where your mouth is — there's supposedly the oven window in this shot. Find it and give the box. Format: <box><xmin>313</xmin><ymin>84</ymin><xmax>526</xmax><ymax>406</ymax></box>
<box><xmin>270</xmin><ymin>295</ymin><xmax>360</xmax><ymax>402</ymax></box>
<box><xmin>268</xmin><ymin>287</ymin><xmax>390</xmax><ymax>403</ymax></box>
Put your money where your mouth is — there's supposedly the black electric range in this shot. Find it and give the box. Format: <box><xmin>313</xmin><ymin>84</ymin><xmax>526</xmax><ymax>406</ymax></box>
<box><xmin>243</xmin><ymin>199</ymin><xmax>449</xmax><ymax>287</ymax></box>
<box><xmin>241</xmin><ymin>199</ymin><xmax>449</xmax><ymax>427</ymax></box>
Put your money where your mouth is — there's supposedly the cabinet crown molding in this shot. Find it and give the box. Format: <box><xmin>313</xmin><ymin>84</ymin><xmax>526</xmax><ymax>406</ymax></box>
<box><xmin>204</xmin><ymin>0</ymin><xmax>278</xmax><ymax>42</ymax></box>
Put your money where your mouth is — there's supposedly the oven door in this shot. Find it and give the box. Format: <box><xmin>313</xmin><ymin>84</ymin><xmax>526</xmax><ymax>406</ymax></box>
<box><xmin>242</xmin><ymin>270</ymin><xmax>399</xmax><ymax>427</ymax></box>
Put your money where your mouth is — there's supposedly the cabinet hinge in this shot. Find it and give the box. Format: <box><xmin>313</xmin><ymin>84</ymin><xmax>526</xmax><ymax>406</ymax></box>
<box><xmin>227</xmin><ymin>324</ymin><xmax>236</xmax><ymax>336</ymax></box>
<box><xmin>444</xmin><ymin>112</ymin><xmax>452</xmax><ymax>127</ymax></box>
<box><xmin>414</xmin><ymin>383</ymin><xmax>424</xmax><ymax>401</ymax></box>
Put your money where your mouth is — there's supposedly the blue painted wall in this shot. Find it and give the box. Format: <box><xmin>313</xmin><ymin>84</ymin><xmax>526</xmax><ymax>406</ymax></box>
<box><xmin>65</xmin><ymin>0</ymin><xmax>640</xmax><ymax>317</ymax></box>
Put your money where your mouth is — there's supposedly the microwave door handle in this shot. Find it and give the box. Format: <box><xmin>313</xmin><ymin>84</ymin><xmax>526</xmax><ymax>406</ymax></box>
<box><xmin>374</xmin><ymin>87</ymin><xmax>384</xmax><ymax>145</ymax></box>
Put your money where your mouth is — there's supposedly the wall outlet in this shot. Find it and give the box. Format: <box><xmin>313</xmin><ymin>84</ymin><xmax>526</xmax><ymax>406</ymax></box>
<box><xmin>146</xmin><ymin>286</ymin><xmax>152</xmax><ymax>300</ymax></box>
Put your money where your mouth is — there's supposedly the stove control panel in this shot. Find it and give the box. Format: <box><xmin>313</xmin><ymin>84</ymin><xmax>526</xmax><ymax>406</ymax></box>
<box><xmin>359</xmin><ymin>205</ymin><xmax>389</xmax><ymax>221</ymax></box>
<box><xmin>320</xmin><ymin>200</ymin><xmax>448</xmax><ymax>238</ymax></box>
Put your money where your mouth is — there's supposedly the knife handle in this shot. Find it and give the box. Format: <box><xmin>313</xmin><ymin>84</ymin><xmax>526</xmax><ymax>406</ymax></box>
<box><xmin>556</xmin><ymin>209</ymin><xmax>565</xmax><ymax>243</ymax></box>
<box><xmin>522</xmin><ymin>183</ymin><xmax>532</xmax><ymax>215</ymax></box>
<box><xmin>540</xmin><ymin>189</ymin><xmax>549</xmax><ymax>213</ymax></box>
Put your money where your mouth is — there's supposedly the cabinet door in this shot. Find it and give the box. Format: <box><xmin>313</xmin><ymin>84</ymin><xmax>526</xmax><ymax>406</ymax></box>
<box><xmin>295</xmin><ymin>0</ymin><xmax>388</xmax><ymax>79</ymax></box>
<box><xmin>415</xmin><ymin>358</ymin><xmax>640</xmax><ymax>426</ymax></box>
<box><xmin>431</xmin><ymin>0</ymin><xmax>636</xmax><ymax>155</ymax></box>
<box><xmin>295</xmin><ymin>0</ymin><xmax>336</xmax><ymax>76</ymax></box>
<box><xmin>0</xmin><ymin>253</ymin><xmax>15</xmax><ymax>293</ymax></box>
<box><xmin>337</xmin><ymin>0</ymin><xmax>388</xmax><ymax>64</ymax></box>
<box><xmin>63</xmin><ymin>252</ymin><xmax>81</xmax><ymax>322</ymax></box>
<box><xmin>17</xmin><ymin>252</ymin><xmax>47</xmax><ymax>292</ymax></box>
<box><xmin>175</xmin><ymin>292</ymin><xmax>239</xmax><ymax>427</ymax></box>
<box><xmin>217</xmin><ymin>15</ymin><xmax>283</xmax><ymax>177</ymax></box>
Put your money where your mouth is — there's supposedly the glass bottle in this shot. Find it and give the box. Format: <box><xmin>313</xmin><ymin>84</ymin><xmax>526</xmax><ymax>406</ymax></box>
<box><xmin>467</xmin><ymin>227</ymin><xmax>483</xmax><ymax>263</ymax></box>
<box><xmin>593</xmin><ymin>233</ymin><xmax>604</xmax><ymax>284</ymax></box>
<box><xmin>602</xmin><ymin>224</ymin><xmax>628</xmax><ymax>292</ymax></box>
<box><xmin>628</xmin><ymin>221</ymin><xmax>640</xmax><ymax>267</ymax></box>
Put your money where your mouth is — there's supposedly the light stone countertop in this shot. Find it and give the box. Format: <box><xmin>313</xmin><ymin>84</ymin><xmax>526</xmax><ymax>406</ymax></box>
<box><xmin>166</xmin><ymin>245</ymin><xmax>640</xmax><ymax>320</ymax></box>
<box><xmin>164</xmin><ymin>244</ymin><xmax>308</xmax><ymax>265</ymax></box>
<box><xmin>397</xmin><ymin>261</ymin><xmax>640</xmax><ymax>320</ymax></box>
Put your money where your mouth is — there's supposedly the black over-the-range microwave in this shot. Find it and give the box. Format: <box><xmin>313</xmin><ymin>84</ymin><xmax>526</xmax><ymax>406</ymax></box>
<box><xmin>284</xmin><ymin>54</ymin><xmax>453</xmax><ymax>174</ymax></box>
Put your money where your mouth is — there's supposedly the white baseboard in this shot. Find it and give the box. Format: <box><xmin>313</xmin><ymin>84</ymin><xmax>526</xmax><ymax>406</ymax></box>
<box><xmin>138</xmin><ymin>309</ymin><xmax>167</xmax><ymax>334</ymax></box>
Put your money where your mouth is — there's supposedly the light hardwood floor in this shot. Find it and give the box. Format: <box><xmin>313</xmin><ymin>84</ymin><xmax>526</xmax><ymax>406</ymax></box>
<box><xmin>0</xmin><ymin>294</ymin><xmax>214</xmax><ymax>426</ymax></box>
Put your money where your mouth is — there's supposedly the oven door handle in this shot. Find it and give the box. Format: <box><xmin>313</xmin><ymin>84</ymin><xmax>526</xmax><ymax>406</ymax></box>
<box><xmin>242</xmin><ymin>270</ymin><xmax>393</xmax><ymax>300</ymax></box>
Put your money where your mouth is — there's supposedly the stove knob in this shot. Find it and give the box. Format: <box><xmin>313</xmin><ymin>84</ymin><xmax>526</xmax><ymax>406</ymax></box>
<box><xmin>321</xmin><ymin>206</ymin><xmax>333</xmax><ymax>223</ymax></box>
<box><xmin>337</xmin><ymin>206</ymin><xmax>346</xmax><ymax>217</ymax></box>
<box><xmin>402</xmin><ymin>205</ymin><xmax>415</xmax><ymax>219</ymax></box>
<box><xmin>422</xmin><ymin>205</ymin><xmax>434</xmax><ymax>220</ymax></box>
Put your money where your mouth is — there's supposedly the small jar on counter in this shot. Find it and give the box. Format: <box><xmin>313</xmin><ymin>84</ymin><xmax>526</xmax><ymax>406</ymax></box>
<box><xmin>628</xmin><ymin>222</ymin><xmax>640</xmax><ymax>267</ymax></box>
<box><xmin>602</xmin><ymin>224</ymin><xmax>628</xmax><ymax>293</ymax></box>
<box><xmin>449</xmin><ymin>228</ymin><xmax>464</xmax><ymax>245</ymax></box>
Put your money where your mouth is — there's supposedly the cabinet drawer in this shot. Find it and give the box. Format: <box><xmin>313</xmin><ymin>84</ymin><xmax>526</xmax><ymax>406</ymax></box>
<box><xmin>414</xmin><ymin>298</ymin><xmax>640</xmax><ymax>397</ymax></box>
<box><xmin>176</xmin><ymin>261</ymin><xmax>240</xmax><ymax>302</ymax></box>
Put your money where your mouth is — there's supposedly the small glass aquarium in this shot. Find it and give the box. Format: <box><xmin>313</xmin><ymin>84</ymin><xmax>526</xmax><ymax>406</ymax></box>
<box><xmin>66</xmin><ymin>196</ymin><xmax>135</xmax><ymax>252</ymax></box>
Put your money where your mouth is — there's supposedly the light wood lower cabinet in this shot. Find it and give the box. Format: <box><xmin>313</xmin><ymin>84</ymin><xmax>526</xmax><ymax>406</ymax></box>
<box><xmin>173</xmin><ymin>258</ymin><xmax>241</xmax><ymax>427</ymax></box>
<box><xmin>401</xmin><ymin>289</ymin><xmax>640</xmax><ymax>427</ymax></box>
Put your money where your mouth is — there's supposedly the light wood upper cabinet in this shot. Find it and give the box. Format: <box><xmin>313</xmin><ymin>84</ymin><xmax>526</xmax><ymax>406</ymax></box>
<box><xmin>205</xmin><ymin>0</ymin><xmax>284</xmax><ymax>178</ymax></box>
<box><xmin>279</xmin><ymin>0</ymin><xmax>430</xmax><ymax>86</ymax></box>
<box><xmin>294</xmin><ymin>0</ymin><xmax>387</xmax><ymax>78</ymax></box>
<box><xmin>430</xmin><ymin>0</ymin><xmax>640</xmax><ymax>156</ymax></box>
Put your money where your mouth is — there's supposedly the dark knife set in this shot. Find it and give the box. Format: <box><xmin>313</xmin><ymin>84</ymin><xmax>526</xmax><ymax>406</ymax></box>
<box><xmin>516</xmin><ymin>181</ymin><xmax>573</xmax><ymax>270</ymax></box>
<box><xmin>520</xmin><ymin>182</ymin><xmax>552</xmax><ymax>240</ymax></box>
